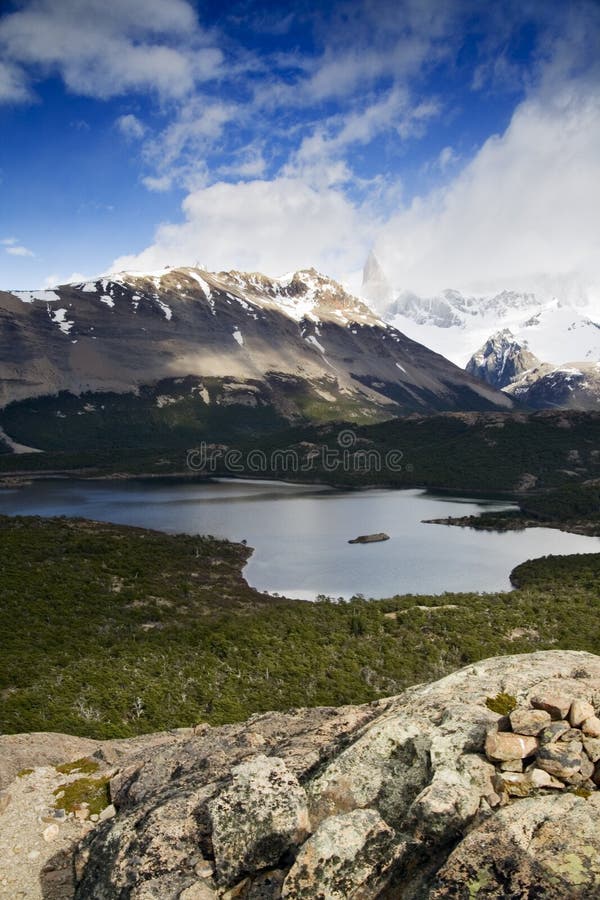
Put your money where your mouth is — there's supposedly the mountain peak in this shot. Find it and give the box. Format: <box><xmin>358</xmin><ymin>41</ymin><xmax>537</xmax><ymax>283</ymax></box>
<box><xmin>361</xmin><ymin>251</ymin><xmax>392</xmax><ymax>306</ymax></box>
<box><xmin>466</xmin><ymin>330</ymin><xmax>541</xmax><ymax>389</ymax></box>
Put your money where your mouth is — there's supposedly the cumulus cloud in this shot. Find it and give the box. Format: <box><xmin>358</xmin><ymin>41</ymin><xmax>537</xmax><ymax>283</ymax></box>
<box><xmin>141</xmin><ymin>98</ymin><xmax>240</xmax><ymax>191</ymax></box>
<box><xmin>115</xmin><ymin>113</ymin><xmax>146</xmax><ymax>140</ymax></box>
<box><xmin>0</xmin><ymin>60</ymin><xmax>30</xmax><ymax>102</ymax></box>
<box><xmin>373</xmin><ymin>79</ymin><xmax>600</xmax><ymax>297</ymax></box>
<box><xmin>0</xmin><ymin>0</ymin><xmax>221</xmax><ymax>102</ymax></box>
<box><xmin>111</xmin><ymin>178</ymin><xmax>377</xmax><ymax>277</ymax></box>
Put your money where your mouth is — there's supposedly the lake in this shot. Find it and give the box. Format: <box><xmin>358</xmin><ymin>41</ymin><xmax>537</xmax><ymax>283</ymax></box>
<box><xmin>0</xmin><ymin>478</ymin><xmax>598</xmax><ymax>599</ymax></box>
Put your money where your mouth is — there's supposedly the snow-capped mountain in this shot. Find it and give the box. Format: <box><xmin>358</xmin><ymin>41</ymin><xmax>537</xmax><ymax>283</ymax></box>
<box><xmin>465</xmin><ymin>328</ymin><xmax>600</xmax><ymax>410</ymax></box>
<box><xmin>466</xmin><ymin>330</ymin><xmax>541</xmax><ymax>389</ymax></box>
<box><xmin>504</xmin><ymin>363</ymin><xmax>600</xmax><ymax>410</ymax></box>
<box><xmin>361</xmin><ymin>255</ymin><xmax>600</xmax><ymax>368</ymax></box>
<box><xmin>0</xmin><ymin>266</ymin><xmax>513</xmax><ymax>451</ymax></box>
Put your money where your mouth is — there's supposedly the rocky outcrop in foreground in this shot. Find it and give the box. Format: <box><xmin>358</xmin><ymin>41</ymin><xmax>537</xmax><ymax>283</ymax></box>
<box><xmin>3</xmin><ymin>651</ymin><xmax>600</xmax><ymax>898</ymax></box>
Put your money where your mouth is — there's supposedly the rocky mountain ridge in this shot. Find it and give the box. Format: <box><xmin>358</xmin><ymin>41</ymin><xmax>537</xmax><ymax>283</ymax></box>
<box><xmin>465</xmin><ymin>329</ymin><xmax>541</xmax><ymax>389</ymax></box>
<box><xmin>504</xmin><ymin>361</ymin><xmax>600</xmax><ymax>410</ymax></box>
<box><xmin>2</xmin><ymin>651</ymin><xmax>600</xmax><ymax>898</ymax></box>
<box><xmin>361</xmin><ymin>254</ymin><xmax>600</xmax><ymax>369</ymax></box>
<box><xmin>466</xmin><ymin>329</ymin><xmax>600</xmax><ymax>409</ymax></box>
<box><xmin>0</xmin><ymin>266</ymin><xmax>512</xmax><ymax>451</ymax></box>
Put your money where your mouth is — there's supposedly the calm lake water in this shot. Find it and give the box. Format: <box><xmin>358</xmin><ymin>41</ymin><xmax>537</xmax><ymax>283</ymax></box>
<box><xmin>1</xmin><ymin>478</ymin><xmax>598</xmax><ymax>599</ymax></box>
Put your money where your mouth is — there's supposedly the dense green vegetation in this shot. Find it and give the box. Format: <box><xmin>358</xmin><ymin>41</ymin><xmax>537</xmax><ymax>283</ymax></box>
<box><xmin>427</xmin><ymin>481</ymin><xmax>600</xmax><ymax>536</ymax></box>
<box><xmin>2</xmin><ymin>409</ymin><xmax>599</xmax><ymax>498</ymax></box>
<box><xmin>0</xmin><ymin>376</ymin><xmax>390</xmax><ymax>456</ymax></box>
<box><xmin>1</xmin><ymin>515</ymin><xmax>599</xmax><ymax>739</ymax></box>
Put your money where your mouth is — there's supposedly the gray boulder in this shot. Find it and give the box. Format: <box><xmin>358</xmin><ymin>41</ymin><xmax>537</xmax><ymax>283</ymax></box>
<box><xmin>431</xmin><ymin>793</ymin><xmax>600</xmax><ymax>898</ymax></box>
<box><xmin>208</xmin><ymin>755</ymin><xmax>310</xmax><ymax>887</ymax></box>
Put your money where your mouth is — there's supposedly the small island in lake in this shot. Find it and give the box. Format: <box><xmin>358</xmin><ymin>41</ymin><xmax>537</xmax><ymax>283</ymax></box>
<box><xmin>348</xmin><ymin>532</ymin><xmax>390</xmax><ymax>544</ymax></box>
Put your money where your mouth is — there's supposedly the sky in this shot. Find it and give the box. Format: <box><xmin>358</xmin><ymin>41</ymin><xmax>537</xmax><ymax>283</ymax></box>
<box><xmin>0</xmin><ymin>0</ymin><xmax>599</xmax><ymax>299</ymax></box>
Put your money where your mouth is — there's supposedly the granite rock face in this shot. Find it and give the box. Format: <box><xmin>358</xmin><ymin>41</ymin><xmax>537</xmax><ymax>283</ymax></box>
<box><xmin>5</xmin><ymin>651</ymin><xmax>600</xmax><ymax>899</ymax></box>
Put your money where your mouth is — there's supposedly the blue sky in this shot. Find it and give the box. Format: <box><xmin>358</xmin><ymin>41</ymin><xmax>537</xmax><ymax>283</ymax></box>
<box><xmin>0</xmin><ymin>0</ymin><xmax>599</xmax><ymax>296</ymax></box>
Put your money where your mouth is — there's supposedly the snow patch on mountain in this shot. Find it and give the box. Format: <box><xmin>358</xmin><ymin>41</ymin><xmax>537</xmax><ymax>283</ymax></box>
<box><xmin>49</xmin><ymin>307</ymin><xmax>74</xmax><ymax>335</ymax></box>
<box><xmin>12</xmin><ymin>289</ymin><xmax>60</xmax><ymax>305</ymax></box>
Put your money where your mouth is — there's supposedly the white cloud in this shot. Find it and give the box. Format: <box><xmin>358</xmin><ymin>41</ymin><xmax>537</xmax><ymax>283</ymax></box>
<box><xmin>0</xmin><ymin>0</ymin><xmax>221</xmax><ymax>102</ymax></box>
<box><xmin>0</xmin><ymin>60</ymin><xmax>30</xmax><ymax>103</ymax></box>
<box><xmin>42</xmin><ymin>271</ymin><xmax>90</xmax><ymax>289</ymax></box>
<box><xmin>115</xmin><ymin>113</ymin><xmax>146</xmax><ymax>140</ymax></box>
<box><xmin>374</xmin><ymin>80</ymin><xmax>600</xmax><ymax>298</ymax></box>
<box><xmin>285</xmin><ymin>87</ymin><xmax>439</xmax><ymax>189</ymax></box>
<box><xmin>5</xmin><ymin>244</ymin><xmax>35</xmax><ymax>257</ymax></box>
<box><xmin>111</xmin><ymin>178</ymin><xmax>376</xmax><ymax>278</ymax></box>
<box><xmin>139</xmin><ymin>98</ymin><xmax>240</xmax><ymax>190</ymax></box>
<box><xmin>1</xmin><ymin>237</ymin><xmax>18</xmax><ymax>245</ymax></box>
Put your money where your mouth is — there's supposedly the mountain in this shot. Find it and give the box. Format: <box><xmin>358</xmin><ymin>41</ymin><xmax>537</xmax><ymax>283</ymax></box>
<box><xmin>361</xmin><ymin>250</ymin><xmax>392</xmax><ymax>306</ymax></box>
<box><xmin>466</xmin><ymin>330</ymin><xmax>542</xmax><ymax>389</ymax></box>
<box><xmin>0</xmin><ymin>266</ymin><xmax>512</xmax><ymax>452</ymax></box>
<box><xmin>504</xmin><ymin>362</ymin><xmax>600</xmax><ymax>410</ymax></box>
<box><xmin>465</xmin><ymin>329</ymin><xmax>600</xmax><ymax>409</ymax></box>
<box><xmin>361</xmin><ymin>258</ymin><xmax>600</xmax><ymax>369</ymax></box>
<box><xmin>384</xmin><ymin>291</ymin><xmax>600</xmax><ymax>368</ymax></box>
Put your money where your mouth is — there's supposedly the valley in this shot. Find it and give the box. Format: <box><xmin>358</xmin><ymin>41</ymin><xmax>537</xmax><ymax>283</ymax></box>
<box><xmin>1</xmin><ymin>512</ymin><xmax>599</xmax><ymax>740</ymax></box>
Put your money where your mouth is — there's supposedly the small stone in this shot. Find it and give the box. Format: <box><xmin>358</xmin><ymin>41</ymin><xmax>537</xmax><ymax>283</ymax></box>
<box><xmin>569</xmin><ymin>699</ymin><xmax>595</xmax><ymax>727</ymax></box>
<box><xmin>222</xmin><ymin>880</ymin><xmax>250</xmax><ymax>900</ymax></box>
<box><xmin>582</xmin><ymin>716</ymin><xmax>600</xmax><ymax>737</ymax></box>
<box><xmin>90</xmin><ymin>814</ymin><xmax>99</xmax><ymax>822</ymax></box>
<box><xmin>558</xmin><ymin>729</ymin><xmax>584</xmax><ymax>743</ymax></box>
<box><xmin>485</xmin><ymin>731</ymin><xmax>538</xmax><ymax>762</ymax></box>
<box><xmin>0</xmin><ymin>793</ymin><xmax>11</xmax><ymax>816</ymax></box>
<box><xmin>496</xmin><ymin>773</ymin><xmax>532</xmax><ymax>797</ymax></box>
<box><xmin>74</xmin><ymin>807</ymin><xmax>90</xmax><ymax>821</ymax></box>
<box><xmin>179</xmin><ymin>883</ymin><xmax>218</xmax><ymax>899</ymax></box>
<box><xmin>509</xmin><ymin>708</ymin><xmax>551</xmax><ymax>736</ymax></box>
<box><xmin>536</xmin><ymin>743</ymin><xmax>582</xmax><ymax>779</ymax></box>
<box><xmin>43</xmin><ymin>824</ymin><xmax>60</xmax><ymax>842</ymax></box>
<box><xmin>539</xmin><ymin>721</ymin><xmax>571</xmax><ymax>744</ymax></box>
<box><xmin>583</xmin><ymin>738</ymin><xmax>600</xmax><ymax>763</ymax></box>
<box><xmin>53</xmin><ymin>808</ymin><xmax>66</xmax><ymax>819</ymax></box>
<box><xmin>529</xmin><ymin>768</ymin><xmax>564</xmax><ymax>790</ymax></box>
<box><xmin>194</xmin><ymin>862</ymin><xmax>215</xmax><ymax>879</ymax></box>
<box><xmin>499</xmin><ymin>759</ymin><xmax>523</xmax><ymax>772</ymax></box>
<box><xmin>593</xmin><ymin>763</ymin><xmax>600</xmax><ymax>787</ymax></box>
<box><xmin>531</xmin><ymin>695</ymin><xmax>571</xmax><ymax>720</ymax></box>
<box><xmin>579</xmin><ymin>754</ymin><xmax>595</xmax><ymax>780</ymax></box>
<box><xmin>28</xmin><ymin>850</ymin><xmax>41</xmax><ymax>860</ymax></box>
<box><xmin>98</xmin><ymin>803</ymin><xmax>116</xmax><ymax>822</ymax></box>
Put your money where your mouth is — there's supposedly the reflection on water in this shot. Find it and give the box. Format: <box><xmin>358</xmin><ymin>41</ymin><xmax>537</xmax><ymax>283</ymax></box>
<box><xmin>1</xmin><ymin>477</ymin><xmax>598</xmax><ymax>600</ymax></box>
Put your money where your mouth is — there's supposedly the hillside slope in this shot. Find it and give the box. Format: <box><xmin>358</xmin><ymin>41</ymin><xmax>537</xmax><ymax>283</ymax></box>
<box><xmin>0</xmin><ymin>267</ymin><xmax>512</xmax><ymax>449</ymax></box>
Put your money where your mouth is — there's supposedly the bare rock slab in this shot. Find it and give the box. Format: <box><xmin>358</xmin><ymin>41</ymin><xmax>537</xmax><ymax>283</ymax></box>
<box><xmin>282</xmin><ymin>809</ymin><xmax>394</xmax><ymax>900</ymax></box>
<box><xmin>431</xmin><ymin>794</ymin><xmax>600</xmax><ymax>899</ymax></box>
<box><xmin>209</xmin><ymin>755</ymin><xmax>310</xmax><ymax>887</ymax></box>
